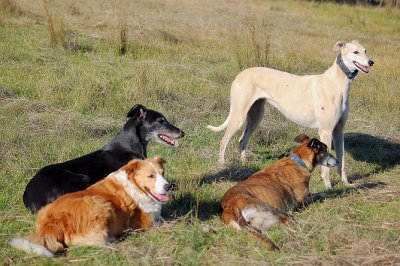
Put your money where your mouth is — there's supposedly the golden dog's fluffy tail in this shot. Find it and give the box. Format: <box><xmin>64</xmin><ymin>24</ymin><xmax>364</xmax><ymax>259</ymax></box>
<box><xmin>10</xmin><ymin>233</ymin><xmax>63</xmax><ymax>257</ymax></box>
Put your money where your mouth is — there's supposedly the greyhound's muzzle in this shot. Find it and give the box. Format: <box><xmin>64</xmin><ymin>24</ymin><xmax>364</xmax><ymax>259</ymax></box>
<box><xmin>368</xmin><ymin>60</ymin><xmax>374</xmax><ymax>66</ymax></box>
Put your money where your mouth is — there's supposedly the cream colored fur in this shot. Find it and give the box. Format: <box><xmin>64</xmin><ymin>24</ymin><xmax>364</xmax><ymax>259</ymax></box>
<box><xmin>207</xmin><ymin>40</ymin><xmax>373</xmax><ymax>189</ymax></box>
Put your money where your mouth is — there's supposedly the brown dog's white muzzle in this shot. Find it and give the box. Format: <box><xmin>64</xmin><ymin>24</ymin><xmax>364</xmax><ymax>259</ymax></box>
<box><xmin>321</xmin><ymin>153</ymin><xmax>338</xmax><ymax>168</ymax></box>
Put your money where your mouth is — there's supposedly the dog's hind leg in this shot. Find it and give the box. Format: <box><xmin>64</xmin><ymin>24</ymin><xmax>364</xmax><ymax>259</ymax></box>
<box><xmin>218</xmin><ymin>100</ymin><xmax>253</xmax><ymax>164</ymax></box>
<box><xmin>239</xmin><ymin>99</ymin><xmax>266</xmax><ymax>163</ymax></box>
<box><xmin>247</xmin><ymin>227</ymin><xmax>279</xmax><ymax>251</ymax></box>
<box><xmin>222</xmin><ymin>201</ymin><xmax>280</xmax><ymax>251</ymax></box>
<box><xmin>240</xmin><ymin>201</ymin><xmax>293</xmax><ymax>251</ymax></box>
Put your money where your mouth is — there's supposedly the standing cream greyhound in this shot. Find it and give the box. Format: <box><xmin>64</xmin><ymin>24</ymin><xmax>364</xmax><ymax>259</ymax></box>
<box><xmin>207</xmin><ymin>40</ymin><xmax>374</xmax><ymax>189</ymax></box>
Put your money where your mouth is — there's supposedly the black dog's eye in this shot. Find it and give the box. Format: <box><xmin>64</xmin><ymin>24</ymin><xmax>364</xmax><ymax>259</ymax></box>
<box><xmin>148</xmin><ymin>174</ymin><xmax>154</xmax><ymax>179</ymax></box>
<box><xmin>157</xmin><ymin>118</ymin><xmax>165</xmax><ymax>123</ymax></box>
<box><xmin>353</xmin><ymin>51</ymin><xmax>359</xmax><ymax>54</ymax></box>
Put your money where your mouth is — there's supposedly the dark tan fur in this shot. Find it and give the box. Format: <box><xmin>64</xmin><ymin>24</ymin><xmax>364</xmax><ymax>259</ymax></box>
<box><xmin>221</xmin><ymin>134</ymin><xmax>330</xmax><ymax>250</ymax></box>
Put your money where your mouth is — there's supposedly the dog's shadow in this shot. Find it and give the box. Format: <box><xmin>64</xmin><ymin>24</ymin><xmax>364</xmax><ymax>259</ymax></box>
<box><xmin>344</xmin><ymin>133</ymin><xmax>400</xmax><ymax>180</ymax></box>
<box><xmin>162</xmin><ymin>166</ymin><xmax>259</xmax><ymax>221</ymax></box>
<box><xmin>200</xmin><ymin>165</ymin><xmax>259</xmax><ymax>184</ymax></box>
<box><xmin>162</xmin><ymin>192</ymin><xmax>221</xmax><ymax>221</ymax></box>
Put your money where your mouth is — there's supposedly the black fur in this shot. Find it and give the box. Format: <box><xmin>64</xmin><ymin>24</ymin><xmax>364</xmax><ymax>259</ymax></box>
<box><xmin>23</xmin><ymin>104</ymin><xmax>184</xmax><ymax>212</ymax></box>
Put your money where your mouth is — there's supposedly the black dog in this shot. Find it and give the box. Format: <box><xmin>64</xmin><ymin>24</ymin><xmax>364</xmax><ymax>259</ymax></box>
<box><xmin>23</xmin><ymin>104</ymin><xmax>184</xmax><ymax>212</ymax></box>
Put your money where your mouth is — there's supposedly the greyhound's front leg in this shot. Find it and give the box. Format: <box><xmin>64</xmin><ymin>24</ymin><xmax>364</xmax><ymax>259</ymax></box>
<box><xmin>333</xmin><ymin>111</ymin><xmax>352</xmax><ymax>186</ymax></box>
<box><xmin>319</xmin><ymin>129</ymin><xmax>333</xmax><ymax>189</ymax></box>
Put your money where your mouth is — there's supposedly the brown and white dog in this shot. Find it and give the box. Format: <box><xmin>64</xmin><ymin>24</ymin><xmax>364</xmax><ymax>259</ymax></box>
<box><xmin>10</xmin><ymin>157</ymin><xmax>172</xmax><ymax>257</ymax></box>
<box><xmin>221</xmin><ymin>134</ymin><xmax>338</xmax><ymax>250</ymax></box>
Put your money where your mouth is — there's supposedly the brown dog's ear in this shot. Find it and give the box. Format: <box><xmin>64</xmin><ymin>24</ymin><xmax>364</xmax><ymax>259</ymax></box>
<box><xmin>333</xmin><ymin>41</ymin><xmax>346</xmax><ymax>51</ymax></box>
<box><xmin>152</xmin><ymin>156</ymin><xmax>167</xmax><ymax>166</ymax></box>
<box><xmin>294</xmin><ymin>134</ymin><xmax>310</xmax><ymax>143</ymax></box>
<box><xmin>307</xmin><ymin>139</ymin><xmax>326</xmax><ymax>151</ymax></box>
<box><xmin>123</xmin><ymin>159</ymin><xmax>142</xmax><ymax>176</ymax></box>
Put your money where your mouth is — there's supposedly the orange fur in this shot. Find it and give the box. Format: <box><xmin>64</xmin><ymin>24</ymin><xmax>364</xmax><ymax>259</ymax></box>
<box><xmin>11</xmin><ymin>157</ymin><xmax>169</xmax><ymax>256</ymax></box>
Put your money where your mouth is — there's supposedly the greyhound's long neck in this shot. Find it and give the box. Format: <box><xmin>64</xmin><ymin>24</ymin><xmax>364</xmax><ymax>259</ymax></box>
<box><xmin>325</xmin><ymin>61</ymin><xmax>353</xmax><ymax>106</ymax></box>
<box><xmin>103</xmin><ymin>119</ymin><xmax>147</xmax><ymax>159</ymax></box>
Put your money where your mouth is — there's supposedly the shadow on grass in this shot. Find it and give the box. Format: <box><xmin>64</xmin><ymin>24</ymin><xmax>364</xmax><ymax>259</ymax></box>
<box><xmin>162</xmin><ymin>192</ymin><xmax>222</xmax><ymax>221</ymax></box>
<box><xmin>200</xmin><ymin>165</ymin><xmax>258</xmax><ymax>185</ymax></box>
<box><xmin>344</xmin><ymin>133</ymin><xmax>400</xmax><ymax>180</ymax></box>
<box><xmin>252</xmin><ymin>145</ymin><xmax>293</xmax><ymax>163</ymax></box>
<box><xmin>311</xmin><ymin>0</ymin><xmax>382</xmax><ymax>6</ymax></box>
<box><xmin>321</xmin><ymin>181</ymin><xmax>387</xmax><ymax>200</ymax></box>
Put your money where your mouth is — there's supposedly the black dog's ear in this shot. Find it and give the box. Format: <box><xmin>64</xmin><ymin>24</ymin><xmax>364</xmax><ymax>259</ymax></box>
<box><xmin>127</xmin><ymin>104</ymin><xmax>146</xmax><ymax>118</ymax></box>
<box><xmin>294</xmin><ymin>134</ymin><xmax>310</xmax><ymax>143</ymax></box>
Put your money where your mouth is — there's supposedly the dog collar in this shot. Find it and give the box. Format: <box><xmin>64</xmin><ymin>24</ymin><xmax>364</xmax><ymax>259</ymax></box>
<box><xmin>336</xmin><ymin>53</ymin><xmax>358</xmax><ymax>79</ymax></box>
<box><xmin>288</xmin><ymin>154</ymin><xmax>307</xmax><ymax>169</ymax></box>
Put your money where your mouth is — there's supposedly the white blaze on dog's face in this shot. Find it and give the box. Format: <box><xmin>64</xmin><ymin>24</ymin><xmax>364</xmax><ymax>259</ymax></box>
<box><xmin>131</xmin><ymin>157</ymin><xmax>171</xmax><ymax>203</ymax></box>
<box><xmin>334</xmin><ymin>40</ymin><xmax>373</xmax><ymax>74</ymax></box>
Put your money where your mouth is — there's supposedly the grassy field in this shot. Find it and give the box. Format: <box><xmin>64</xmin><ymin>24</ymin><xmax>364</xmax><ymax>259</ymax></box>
<box><xmin>1</xmin><ymin>0</ymin><xmax>399</xmax><ymax>264</ymax></box>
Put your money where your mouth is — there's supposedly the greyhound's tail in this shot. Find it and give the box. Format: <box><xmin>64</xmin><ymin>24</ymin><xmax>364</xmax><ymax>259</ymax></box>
<box><xmin>10</xmin><ymin>233</ymin><xmax>63</xmax><ymax>257</ymax></box>
<box><xmin>206</xmin><ymin>107</ymin><xmax>232</xmax><ymax>132</ymax></box>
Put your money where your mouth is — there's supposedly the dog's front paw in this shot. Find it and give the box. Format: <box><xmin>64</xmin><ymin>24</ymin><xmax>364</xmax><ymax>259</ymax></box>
<box><xmin>307</xmin><ymin>193</ymin><xmax>327</xmax><ymax>203</ymax></box>
<box><xmin>343</xmin><ymin>181</ymin><xmax>355</xmax><ymax>188</ymax></box>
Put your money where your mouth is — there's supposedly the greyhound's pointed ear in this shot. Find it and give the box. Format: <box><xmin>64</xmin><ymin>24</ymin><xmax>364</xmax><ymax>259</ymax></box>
<box><xmin>294</xmin><ymin>134</ymin><xmax>310</xmax><ymax>143</ymax></box>
<box><xmin>333</xmin><ymin>41</ymin><xmax>346</xmax><ymax>51</ymax></box>
<box><xmin>127</xmin><ymin>104</ymin><xmax>146</xmax><ymax>118</ymax></box>
<box><xmin>351</xmin><ymin>39</ymin><xmax>359</xmax><ymax>44</ymax></box>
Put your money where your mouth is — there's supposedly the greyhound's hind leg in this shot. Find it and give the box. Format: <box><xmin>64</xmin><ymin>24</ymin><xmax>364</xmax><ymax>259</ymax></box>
<box><xmin>219</xmin><ymin>112</ymin><xmax>247</xmax><ymax>164</ymax></box>
<box><xmin>239</xmin><ymin>99</ymin><xmax>266</xmax><ymax>163</ymax></box>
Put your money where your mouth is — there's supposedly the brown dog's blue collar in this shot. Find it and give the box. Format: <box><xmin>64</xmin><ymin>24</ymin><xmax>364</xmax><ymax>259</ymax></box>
<box><xmin>288</xmin><ymin>154</ymin><xmax>307</xmax><ymax>169</ymax></box>
<box><xmin>336</xmin><ymin>53</ymin><xmax>358</xmax><ymax>79</ymax></box>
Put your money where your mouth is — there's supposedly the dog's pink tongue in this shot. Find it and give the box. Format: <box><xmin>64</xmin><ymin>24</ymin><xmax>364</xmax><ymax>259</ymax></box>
<box><xmin>361</xmin><ymin>65</ymin><xmax>369</xmax><ymax>73</ymax></box>
<box><xmin>356</xmin><ymin>62</ymin><xmax>369</xmax><ymax>73</ymax></box>
<box><xmin>155</xmin><ymin>193</ymin><xmax>169</xmax><ymax>202</ymax></box>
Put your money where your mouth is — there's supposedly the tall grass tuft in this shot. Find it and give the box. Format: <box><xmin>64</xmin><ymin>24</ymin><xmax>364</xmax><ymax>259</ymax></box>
<box><xmin>115</xmin><ymin>7</ymin><xmax>128</xmax><ymax>56</ymax></box>
<box><xmin>43</xmin><ymin>0</ymin><xmax>57</xmax><ymax>46</ymax></box>
<box><xmin>42</xmin><ymin>1</ymin><xmax>86</xmax><ymax>52</ymax></box>
<box><xmin>385</xmin><ymin>0</ymin><xmax>399</xmax><ymax>12</ymax></box>
<box><xmin>0</xmin><ymin>0</ymin><xmax>23</xmax><ymax>15</ymax></box>
<box><xmin>232</xmin><ymin>16</ymin><xmax>270</xmax><ymax>70</ymax></box>
<box><xmin>43</xmin><ymin>0</ymin><xmax>69</xmax><ymax>49</ymax></box>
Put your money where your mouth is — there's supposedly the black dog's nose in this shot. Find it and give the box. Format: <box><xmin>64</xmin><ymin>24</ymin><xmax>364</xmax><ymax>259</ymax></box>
<box><xmin>368</xmin><ymin>60</ymin><xmax>374</xmax><ymax>66</ymax></box>
<box><xmin>179</xmin><ymin>131</ymin><xmax>185</xmax><ymax>138</ymax></box>
<box><xmin>164</xmin><ymin>183</ymin><xmax>174</xmax><ymax>191</ymax></box>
